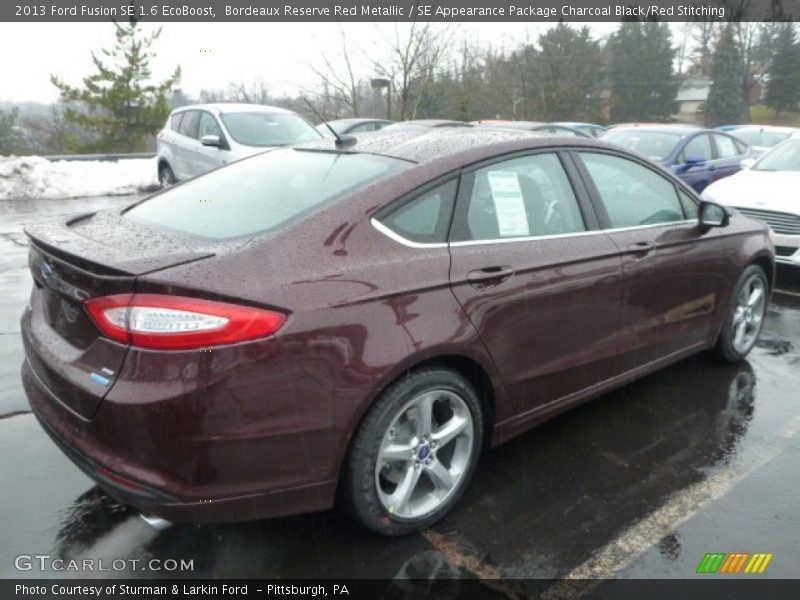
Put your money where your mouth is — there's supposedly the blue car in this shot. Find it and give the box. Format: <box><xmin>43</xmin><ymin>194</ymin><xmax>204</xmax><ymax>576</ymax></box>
<box><xmin>600</xmin><ymin>125</ymin><xmax>754</xmax><ymax>193</ymax></box>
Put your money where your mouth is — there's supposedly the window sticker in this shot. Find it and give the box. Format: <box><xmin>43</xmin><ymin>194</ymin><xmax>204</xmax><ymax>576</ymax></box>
<box><xmin>487</xmin><ymin>170</ymin><xmax>529</xmax><ymax>237</ymax></box>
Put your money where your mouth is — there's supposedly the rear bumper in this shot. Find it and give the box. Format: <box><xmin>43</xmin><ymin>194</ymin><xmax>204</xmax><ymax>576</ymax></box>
<box><xmin>22</xmin><ymin>359</ymin><xmax>338</xmax><ymax>523</ymax></box>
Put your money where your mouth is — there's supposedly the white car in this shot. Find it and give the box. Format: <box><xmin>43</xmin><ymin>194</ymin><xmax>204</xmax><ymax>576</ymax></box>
<box><xmin>728</xmin><ymin>125</ymin><xmax>799</xmax><ymax>155</ymax></box>
<box><xmin>156</xmin><ymin>103</ymin><xmax>321</xmax><ymax>185</ymax></box>
<box><xmin>703</xmin><ymin>137</ymin><xmax>800</xmax><ymax>266</ymax></box>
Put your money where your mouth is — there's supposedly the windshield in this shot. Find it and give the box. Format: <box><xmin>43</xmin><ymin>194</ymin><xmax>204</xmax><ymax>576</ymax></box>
<box><xmin>220</xmin><ymin>112</ymin><xmax>321</xmax><ymax>147</ymax></box>
<box><xmin>753</xmin><ymin>139</ymin><xmax>800</xmax><ymax>172</ymax></box>
<box><xmin>733</xmin><ymin>128</ymin><xmax>791</xmax><ymax>148</ymax></box>
<box><xmin>125</xmin><ymin>149</ymin><xmax>410</xmax><ymax>240</ymax></box>
<box><xmin>601</xmin><ymin>130</ymin><xmax>682</xmax><ymax>161</ymax></box>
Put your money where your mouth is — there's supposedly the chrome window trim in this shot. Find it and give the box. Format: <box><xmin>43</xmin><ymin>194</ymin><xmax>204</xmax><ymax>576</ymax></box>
<box><xmin>370</xmin><ymin>218</ymin><xmax>448</xmax><ymax>249</ymax></box>
<box><xmin>371</xmin><ymin>218</ymin><xmax>697</xmax><ymax>249</ymax></box>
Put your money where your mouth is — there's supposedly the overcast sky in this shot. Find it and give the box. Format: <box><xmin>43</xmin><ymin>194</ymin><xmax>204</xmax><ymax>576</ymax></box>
<box><xmin>0</xmin><ymin>22</ymin><xmax>627</xmax><ymax>104</ymax></box>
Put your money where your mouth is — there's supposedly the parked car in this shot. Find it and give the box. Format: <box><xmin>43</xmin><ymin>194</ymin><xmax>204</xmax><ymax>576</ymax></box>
<box><xmin>554</xmin><ymin>122</ymin><xmax>607</xmax><ymax>137</ymax></box>
<box><xmin>22</xmin><ymin>129</ymin><xmax>773</xmax><ymax>535</ymax></box>
<box><xmin>382</xmin><ymin>119</ymin><xmax>472</xmax><ymax>130</ymax></box>
<box><xmin>723</xmin><ymin>125</ymin><xmax>800</xmax><ymax>155</ymax></box>
<box><xmin>702</xmin><ymin>137</ymin><xmax>800</xmax><ymax>267</ymax></box>
<box><xmin>316</xmin><ymin>118</ymin><xmax>394</xmax><ymax>137</ymax></box>
<box><xmin>156</xmin><ymin>103</ymin><xmax>321</xmax><ymax>186</ymax></box>
<box><xmin>601</xmin><ymin>125</ymin><xmax>754</xmax><ymax>192</ymax></box>
<box><xmin>473</xmin><ymin>120</ymin><xmax>590</xmax><ymax>137</ymax></box>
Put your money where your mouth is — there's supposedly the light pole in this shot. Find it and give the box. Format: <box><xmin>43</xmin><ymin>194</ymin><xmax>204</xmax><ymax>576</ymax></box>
<box><xmin>371</xmin><ymin>78</ymin><xmax>391</xmax><ymax>120</ymax></box>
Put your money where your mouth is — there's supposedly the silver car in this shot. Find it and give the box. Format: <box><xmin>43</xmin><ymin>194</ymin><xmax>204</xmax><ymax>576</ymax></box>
<box><xmin>156</xmin><ymin>103</ymin><xmax>322</xmax><ymax>185</ymax></box>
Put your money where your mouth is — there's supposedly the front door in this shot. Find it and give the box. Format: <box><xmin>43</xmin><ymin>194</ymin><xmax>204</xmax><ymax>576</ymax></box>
<box><xmin>575</xmin><ymin>150</ymin><xmax>729</xmax><ymax>373</ymax></box>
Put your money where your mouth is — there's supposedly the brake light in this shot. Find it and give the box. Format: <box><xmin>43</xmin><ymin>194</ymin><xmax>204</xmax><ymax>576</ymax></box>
<box><xmin>84</xmin><ymin>294</ymin><xmax>286</xmax><ymax>350</ymax></box>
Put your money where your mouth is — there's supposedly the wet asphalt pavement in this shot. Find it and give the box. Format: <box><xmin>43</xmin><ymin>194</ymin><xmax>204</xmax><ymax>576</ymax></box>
<box><xmin>1</xmin><ymin>195</ymin><xmax>799</xmax><ymax>588</ymax></box>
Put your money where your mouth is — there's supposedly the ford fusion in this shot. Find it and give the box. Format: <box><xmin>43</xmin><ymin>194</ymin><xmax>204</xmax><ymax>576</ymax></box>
<box><xmin>21</xmin><ymin>129</ymin><xmax>774</xmax><ymax>535</ymax></box>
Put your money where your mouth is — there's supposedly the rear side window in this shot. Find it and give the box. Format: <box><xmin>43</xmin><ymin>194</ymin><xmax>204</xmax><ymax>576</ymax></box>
<box><xmin>378</xmin><ymin>180</ymin><xmax>457</xmax><ymax>244</ymax></box>
<box><xmin>125</xmin><ymin>149</ymin><xmax>409</xmax><ymax>240</ymax></box>
<box><xmin>170</xmin><ymin>112</ymin><xmax>184</xmax><ymax>131</ymax></box>
<box><xmin>455</xmin><ymin>152</ymin><xmax>586</xmax><ymax>241</ymax></box>
<box><xmin>179</xmin><ymin>111</ymin><xmax>200</xmax><ymax>139</ymax></box>
<box><xmin>579</xmin><ymin>152</ymin><xmax>684</xmax><ymax>228</ymax></box>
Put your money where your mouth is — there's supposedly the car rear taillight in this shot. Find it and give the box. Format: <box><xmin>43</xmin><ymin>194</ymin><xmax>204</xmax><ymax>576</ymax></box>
<box><xmin>84</xmin><ymin>294</ymin><xmax>286</xmax><ymax>350</ymax></box>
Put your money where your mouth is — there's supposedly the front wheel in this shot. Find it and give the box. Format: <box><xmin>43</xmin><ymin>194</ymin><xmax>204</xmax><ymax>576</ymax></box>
<box><xmin>342</xmin><ymin>368</ymin><xmax>483</xmax><ymax>536</ymax></box>
<box><xmin>713</xmin><ymin>264</ymin><xmax>768</xmax><ymax>362</ymax></box>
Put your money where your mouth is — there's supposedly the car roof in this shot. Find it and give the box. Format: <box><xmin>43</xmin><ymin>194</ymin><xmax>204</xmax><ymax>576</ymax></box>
<box><xmin>473</xmin><ymin>120</ymin><xmax>545</xmax><ymax>127</ymax></box>
<box><xmin>388</xmin><ymin>119</ymin><xmax>471</xmax><ymax>127</ymax></box>
<box><xmin>296</xmin><ymin>127</ymin><xmax>611</xmax><ymax>165</ymax></box>
<box><xmin>172</xmin><ymin>103</ymin><xmax>295</xmax><ymax>115</ymax></box>
<box><xmin>730</xmin><ymin>124</ymin><xmax>799</xmax><ymax>133</ymax></box>
<box><xmin>555</xmin><ymin>122</ymin><xmax>606</xmax><ymax>128</ymax></box>
<box><xmin>606</xmin><ymin>125</ymin><xmax>711</xmax><ymax>136</ymax></box>
<box><xmin>324</xmin><ymin>118</ymin><xmax>391</xmax><ymax>125</ymax></box>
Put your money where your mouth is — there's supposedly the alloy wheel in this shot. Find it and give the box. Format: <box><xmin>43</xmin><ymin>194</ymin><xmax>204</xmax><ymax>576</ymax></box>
<box><xmin>731</xmin><ymin>273</ymin><xmax>767</xmax><ymax>354</ymax></box>
<box><xmin>374</xmin><ymin>389</ymin><xmax>474</xmax><ymax>520</ymax></box>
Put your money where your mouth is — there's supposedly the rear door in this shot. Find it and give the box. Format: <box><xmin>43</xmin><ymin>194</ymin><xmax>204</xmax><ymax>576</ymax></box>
<box><xmin>174</xmin><ymin>110</ymin><xmax>201</xmax><ymax>179</ymax></box>
<box><xmin>448</xmin><ymin>150</ymin><xmax>623</xmax><ymax>416</ymax></box>
<box><xmin>573</xmin><ymin>150</ymin><xmax>727</xmax><ymax>373</ymax></box>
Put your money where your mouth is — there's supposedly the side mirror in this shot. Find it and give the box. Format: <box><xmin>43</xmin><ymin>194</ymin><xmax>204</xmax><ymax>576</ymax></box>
<box><xmin>740</xmin><ymin>157</ymin><xmax>756</xmax><ymax>169</ymax></box>
<box><xmin>684</xmin><ymin>154</ymin><xmax>706</xmax><ymax>167</ymax></box>
<box><xmin>200</xmin><ymin>134</ymin><xmax>221</xmax><ymax>148</ymax></box>
<box><xmin>698</xmin><ymin>200</ymin><xmax>730</xmax><ymax>229</ymax></box>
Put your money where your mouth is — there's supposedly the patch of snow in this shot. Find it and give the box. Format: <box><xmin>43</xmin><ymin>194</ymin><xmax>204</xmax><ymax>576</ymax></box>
<box><xmin>0</xmin><ymin>156</ymin><xmax>160</xmax><ymax>201</ymax></box>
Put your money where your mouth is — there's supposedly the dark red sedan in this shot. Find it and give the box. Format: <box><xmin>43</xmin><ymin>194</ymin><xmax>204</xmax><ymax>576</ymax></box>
<box><xmin>21</xmin><ymin>129</ymin><xmax>774</xmax><ymax>535</ymax></box>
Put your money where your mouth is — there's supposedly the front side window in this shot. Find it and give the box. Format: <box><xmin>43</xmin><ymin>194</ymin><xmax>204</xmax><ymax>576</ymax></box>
<box><xmin>579</xmin><ymin>152</ymin><xmax>684</xmax><ymax>228</ymax></box>
<box><xmin>456</xmin><ymin>153</ymin><xmax>586</xmax><ymax>241</ymax></box>
<box><xmin>198</xmin><ymin>112</ymin><xmax>223</xmax><ymax>138</ymax></box>
<box><xmin>125</xmin><ymin>149</ymin><xmax>409</xmax><ymax>240</ymax></box>
<box><xmin>220</xmin><ymin>112</ymin><xmax>321</xmax><ymax>147</ymax></box>
<box><xmin>378</xmin><ymin>180</ymin><xmax>457</xmax><ymax>244</ymax></box>
<box><xmin>713</xmin><ymin>134</ymin><xmax>742</xmax><ymax>159</ymax></box>
<box><xmin>681</xmin><ymin>134</ymin><xmax>712</xmax><ymax>162</ymax></box>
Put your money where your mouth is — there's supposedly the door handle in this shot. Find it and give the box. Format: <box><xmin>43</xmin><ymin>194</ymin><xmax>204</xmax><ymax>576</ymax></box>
<box><xmin>626</xmin><ymin>241</ymin><xmax>655</xmax><ymax>257</ymax></box>
<box><xmin>467</xmin><ymin>266</ymin><xmax>515</xmax><ymax>288</ymax></box>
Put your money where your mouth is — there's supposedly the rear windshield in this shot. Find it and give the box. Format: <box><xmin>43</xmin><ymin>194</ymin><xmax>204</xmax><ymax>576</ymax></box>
<box><xmin>601</xmin><ymin>130</ymin><xmax>682</xmax><ymax>161</ymax></box>
<box><xmin>220</xmin><ymin>112</ymin><xmax>321</xmax><ymax>146</ymax></box>
<box><xmin>125</xmin><ymin>150</ymin><xmax>410</xmax><ymax>240</ymax></box>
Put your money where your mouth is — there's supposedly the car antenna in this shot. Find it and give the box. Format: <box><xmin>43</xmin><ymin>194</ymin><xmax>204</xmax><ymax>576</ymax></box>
<box><xmin>303</xmin><ymin>98</ymin><xmax>357</xmax><ymax>149</ymax></box>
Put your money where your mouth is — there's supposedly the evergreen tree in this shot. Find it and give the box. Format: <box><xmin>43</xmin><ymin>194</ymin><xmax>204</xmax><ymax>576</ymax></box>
<box><xmin>527</xmin><ymin>24</ymin><xmax>604</xmax><ymax>121</ymax></box>
<box><xmin>764</xmin><ymin>23</ymin><xmax>800</xmax><ymax>116</ymax></box>
<box><xmin>608</xmin><ymin>21</ymin><xmax>679</xmax><ymax>122</ymax></box>
<box><xmin>51</xmin><ymin>19</ymin><xmax>180</xmax><ymax>153</ymax></box>
<box><xmin>706</xmin><ymin>25</ymin><xmax>746</xmax><ymax>126</ymax></box>
<box><xmin>0</xmin><ymin>107</ymin><xmax>20</xmax><ymax>155</ymax></box>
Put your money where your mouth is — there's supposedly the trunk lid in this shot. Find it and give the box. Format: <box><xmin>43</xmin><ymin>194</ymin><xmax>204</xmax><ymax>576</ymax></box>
<box><xmin>23</xmin><ymin>209</ymin><xmax>217</xmax><ymax>419</ymax></box>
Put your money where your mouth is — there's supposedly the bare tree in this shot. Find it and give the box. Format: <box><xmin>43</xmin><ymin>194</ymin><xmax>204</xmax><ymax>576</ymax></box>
<box><xmin>311</xmin><ymin>28</ymin><xmax>363</xmax><ymax>117</ymax></box>
<box><xmin>374</xmin><ymin>23</ymin><xmax>458</xmax><ymax>120</ymax></box>
<box><xmin>228</xmin><ymin>79</ymin><xmax>272</xmax><ymax>104</ymax></box>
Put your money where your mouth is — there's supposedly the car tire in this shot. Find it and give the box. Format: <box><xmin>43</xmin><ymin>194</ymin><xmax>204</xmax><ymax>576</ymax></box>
<box><xmin>712</xmin><ymin>264</ymin><xmax>768</xmax><ymax>363</ymax></box>
<box><xmin>342</xmin><ymin>368</ymin><xmax>484</xmax><ymax>536</ymax></box>
<box><xmin>158</xmin><ymin>163</ymin><xmax>176</xmax><ymax>188</ymax></box>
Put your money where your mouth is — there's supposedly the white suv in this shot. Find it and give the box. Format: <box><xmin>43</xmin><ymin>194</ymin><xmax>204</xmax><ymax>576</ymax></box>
<box><xmin>156</xmin><ymin>103</ymin><xmax>322</xmax><ymax>186</ymax></box>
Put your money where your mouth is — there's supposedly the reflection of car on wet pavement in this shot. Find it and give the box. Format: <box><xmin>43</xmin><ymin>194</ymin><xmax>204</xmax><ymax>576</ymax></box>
<box><xmin>20</xmin><ymin>128</ymin><xmax>775</xmax><ymax>536</ymax></box>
